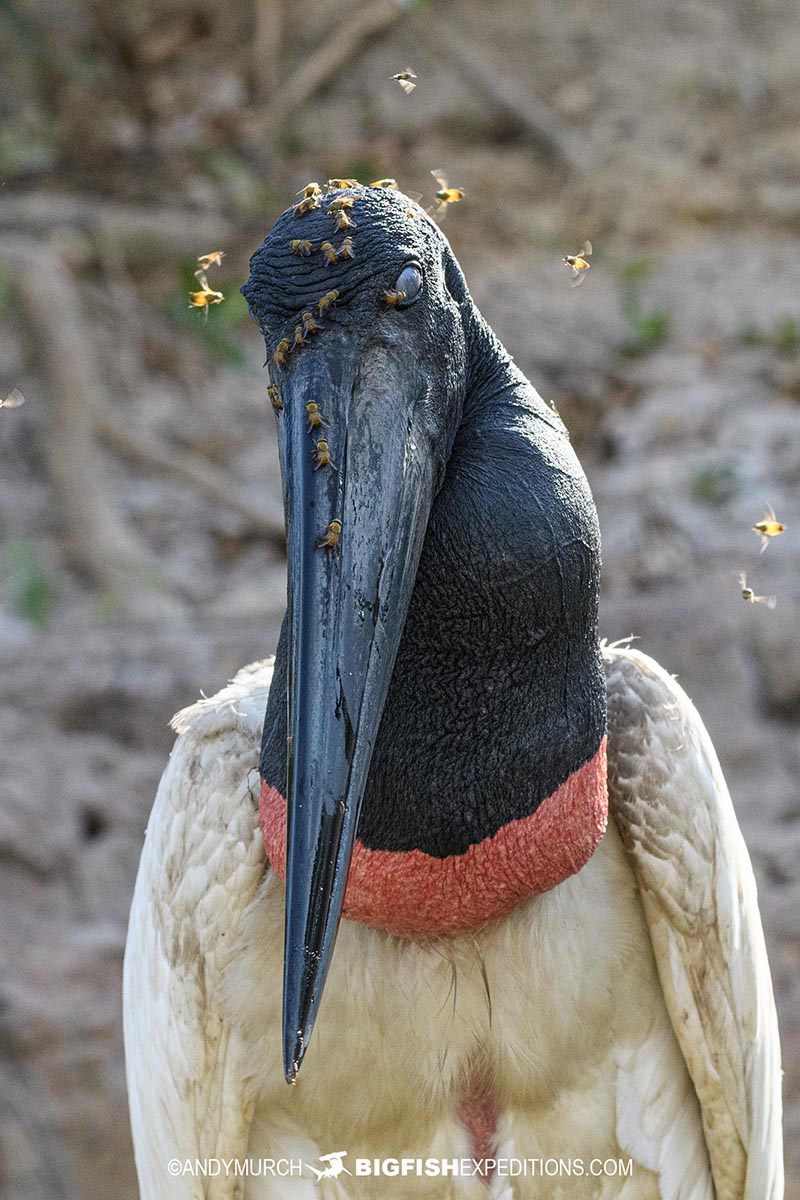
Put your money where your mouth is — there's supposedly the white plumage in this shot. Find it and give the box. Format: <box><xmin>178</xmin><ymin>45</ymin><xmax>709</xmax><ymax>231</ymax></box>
<box><xmin>123</xmin><ymin>645</ymin><xmax>783</xmax><ymax>1199</ymax></box>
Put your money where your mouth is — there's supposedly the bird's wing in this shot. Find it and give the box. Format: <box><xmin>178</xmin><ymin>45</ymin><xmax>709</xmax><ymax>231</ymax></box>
<box><xmin>604</xmin><ymin>644</ymin><xmax>783</xmax><ymax>1200</ymax></box>
<box><xmin>123</xmin><ymin>659</ymin><xmax>273</xmax><ymax>1200</ymax></box>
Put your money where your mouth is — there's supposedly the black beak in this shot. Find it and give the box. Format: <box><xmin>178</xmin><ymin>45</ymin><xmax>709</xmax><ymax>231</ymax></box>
<box><xmin>276</xmin><ymin>335</ymin><xmax>434</xmax><ymax>1082</ymax></box>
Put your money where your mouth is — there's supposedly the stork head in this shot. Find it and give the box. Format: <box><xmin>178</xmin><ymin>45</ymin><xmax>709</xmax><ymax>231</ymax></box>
<box><xmin>243</xmin><ymin>186</ymin><xmax>606</xmax><ymax>1082</ymax></box>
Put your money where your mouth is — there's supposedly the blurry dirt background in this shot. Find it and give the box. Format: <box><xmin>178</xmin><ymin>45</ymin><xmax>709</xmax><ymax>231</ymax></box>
<box><xmin>1</xmin><ymin>0</ymin><xmax>799</xmax><ymax>1195</ymax></box>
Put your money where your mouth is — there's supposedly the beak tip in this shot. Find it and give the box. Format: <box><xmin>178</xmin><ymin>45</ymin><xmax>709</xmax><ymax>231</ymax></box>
<box><xmin>283</xmin><ymin>1028</ymin><xmax>306</xmax><ymax>1084</ymax></box>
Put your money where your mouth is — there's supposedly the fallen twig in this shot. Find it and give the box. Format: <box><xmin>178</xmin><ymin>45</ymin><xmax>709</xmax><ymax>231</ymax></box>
<box><xmin>415</xmin><ymin>13</ymin><xmax>594</xmax><ymax>171</ymax></box>
<box><xmin>96</xmin><ymin>414</ymin><xmax>286</xmax><ymax>550</ymax></box>
<box><xmin>0</xmin><ymin>234</ymin><xmax>179</xmax><ymax>615</ymax></box>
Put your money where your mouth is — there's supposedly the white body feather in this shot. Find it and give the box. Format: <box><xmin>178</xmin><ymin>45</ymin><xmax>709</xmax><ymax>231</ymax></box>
<box><xmin>123</xmin><ymin>648</ymin><xmax>783</xmax><ymax>1199</ymax></box>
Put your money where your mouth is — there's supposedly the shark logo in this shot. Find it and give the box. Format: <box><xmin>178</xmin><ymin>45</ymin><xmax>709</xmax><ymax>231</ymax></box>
<box><xmin>307</xmin><ymin>1151</ymin><xmax>352</xmax><ymax>1180</ymax></box>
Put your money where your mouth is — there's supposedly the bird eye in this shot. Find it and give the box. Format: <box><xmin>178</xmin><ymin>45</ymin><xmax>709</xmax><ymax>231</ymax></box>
<box><xmin>394</xmin><ymin>263</ymin><xmax>422</xmax><ymax>306</ymax></box>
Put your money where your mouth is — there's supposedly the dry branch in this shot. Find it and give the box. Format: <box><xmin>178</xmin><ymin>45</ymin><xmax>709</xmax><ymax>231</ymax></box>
<box><xmin>416</xmin><ymin>14</ymin><xmax>594</xmax><ymax>171</ymax></box>
<box><xmin>96</xmin><ymin>414</ymin><xmax>286</xmax><ymax>550</ymax></box>
<box><xmin>0</xmin><ymin>235</ymin><xmax>178</xmax><ymax>615</ymax></box>
<box><xmin>273</xmin><ymin>0</ymin><xmax>404</xmax><ymax>122</ymax></box>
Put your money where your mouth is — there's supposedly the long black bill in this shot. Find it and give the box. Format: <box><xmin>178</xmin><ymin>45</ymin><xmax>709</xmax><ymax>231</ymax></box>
<box><xmin>277</xmin><ymin>337</ymin><xmax>434</xmax><ymax>1082</ymax></box>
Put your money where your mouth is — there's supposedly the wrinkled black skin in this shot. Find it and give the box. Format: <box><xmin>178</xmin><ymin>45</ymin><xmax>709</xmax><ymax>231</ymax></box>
<box><xmin>244</xmin><ymin>188</ymin><xmax>605</xmax><ymax>859</ymax></box>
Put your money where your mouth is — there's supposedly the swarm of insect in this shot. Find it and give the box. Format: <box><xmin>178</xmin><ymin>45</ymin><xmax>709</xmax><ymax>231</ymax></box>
<box><xmin>305</xmin><ymin>401</ymin><xmax>329</xmax><ymax>430</ymax></box>
<box><xmin>333</xmin><ymin>210</ymin><xmax>356</xmax><ymax>232</ymax></box>
<box><xmin>318</xmin><ymin>290</ymin><xmax>339</xmax><ymax>314</ymax></box>
<box><xmin>327</xmin><ymin>197</ymin><xmax>356</xmax><ymax>212</ymax></box>
<box><xmin>563</xmin><ymin>241</ymin><xmax>593</xmax><ymax>286</ymax></box>
<box><xmin>317</xmin><ymin>519</ymin><xmax>342</xmax><ymax>551</ymax></box>
<box><xmin>189</xmin><ymin>274</ymin><xmax>225</xmax><ymax>315</ymax></box>
<box><xmin>370</xmin><ymin>178</ymin><xmax>398</xmax><ymax>189</ymax></box>
<box><xmin>196</xmin><ymin>250</ymin><xmax>225</xmax><ymax>271</ymax></box>
<box><xmin>294</xmin><ymin>196</ymin><xmax>320</xmax><ymax>217</ymax></box>
<box><xmin>752</xmin><ymin>504</ymin><xmax>785</xmax><ymax>553</ymax></box>
<box><xmin>312</xmin><ymin>438</ymin><xmax>337</xmax><ymax>471</ymax></box>
<box><xmin>339</xmin><ymin>236</ymin><xmax>355</xmax><ymax>259</ymax></box>
<box><xmin>268</xmin><ymin>384</ymin><xmax>283</xmax><ymax>412</ymax></box>
<box><xmin>392</xmin><ymin>69</ymin><xmax>417</xmax><ymax>94</ymax></box>
<box><xmin>290</xmin><ymin>239</ymin><xmax>315</xmax><ymax>257</ymax></box>
<box><xmin>273</xmin><ymin>338</ymin><xmax>291</xmax><ymax>367</ymax></box>
<box><xmin>429</xmin><ymin>169</ymin><xmax>465</xmax><ymax>222</ymax></box>
<box><xmin>739</xmin><ymin>572</ymin><xmax>776</xmax><ymax>609</ymax></box>
<box><xmin>383</xmin><ymin>288</ymin><xmax>406</xmax><ymax>306</ymax></box>
<box><xmin>298</xmin><ymin>183</ymin><xmax>322</xmax><ymax>198</ymax></box>
<box><xmin>326</xmin><ymin>178</ymin><xmax>359</xmax><ymax>189</ymax></box>
<box><xmin>320</xmin><ymin>241</ymin><xmax>339</xmax><ymax>265</ymax></box>
<box><xmin>301</xmin><ymin>311</ymin><xmax>320</xmax><ymax>336</ymax></box>
<box><xmin>0</xmin><ymin>388</ymin><xmax>25</xmax><ymax>409</ymax></box>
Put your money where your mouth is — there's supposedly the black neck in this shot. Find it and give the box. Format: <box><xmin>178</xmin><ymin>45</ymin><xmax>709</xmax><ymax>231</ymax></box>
<box><xmin>262</xmin><ymin>330</ymin><xmax>606</xmax><ymax>858</ymax></box>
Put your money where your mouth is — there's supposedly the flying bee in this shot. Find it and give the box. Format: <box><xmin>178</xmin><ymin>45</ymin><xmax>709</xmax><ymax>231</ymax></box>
<box><xmin>317</xmin><ymin>519</ymin><xmax>342</xmax><ymax>551</ymax></box>
<box><xmin>327</xmin><ymin>197</ymin><xmax>356</xmax><ymax>212</ymax></box>
<box><xmin>333</xmin><ymin>210</ymin><xmax>356</xmax><ymax>232</ymax></box>
<box><xmin>305</xmin><ymin>401</ymin><xmax>329</xmax><ymax>430</ymax></box>
<box><xmin>392</xmin><ymin>69</ymin><xmax>417</xmax><ymax>94</ymax></box>
<box><xmin>739</xmin><ymin>572</ymin><xmax>776</xmax><ymax>609</ymax></box>
<box><xmin>290</xmin><ymin>239</ymin><xmax>315</xmax><ymax>256</ymax></box>
<box><xmin>196</xmin><ymin>250</ymin><xmax>225</xmax><ymax>271</ymax></box>
<box><xmin>301</xmin><ymin>310</ymin><xmax>320</xmax><ymax>336</ymax></box>
<box><xmin>273</xmin><ymin>338</ymin><xmax>291</xmax><ymax>367</ymax></box>
<box><xmin>383</xmin><ymin>288</ymin><xmax>406</xmax><ymax>305</ymax></box>
<box><xmin>312</xmin><ymin>438</ymin><xmax>337</xmax><ymax>471</ymax></box>
<box><xmin>320</xmin><ymin>241</ymin><xmax>339</xmax><ymax>265</ymax></box>
<box><xmin>326</xmin><ymin>178</ymin><xmax>359</xmax><ymax>189</ymax></box>
<box><xmin>318</xmin><ymin>290</ymin><xmax>339</xmax><ymax>314</ymax></box>
<box><xmin>370</xmin><ymin>178</ymin><xmax>397</xmax><ymax>189</ymax></box>
<box><xmin>429</xmin><ymin>169</ymin><xmax>465</xmax><ymax>221</ymax></box>
<box><xmin>0</xmin><ymin>388</ymin><xmax>25</xmax><ymax>409</ymax></box>
<box><xmin>298</xmin><ymin>182</ymin><xmax>322</xmax><ymax>198</ymax></box>
<box><xmin>268</xmin><ymin>384</ymin><xmax>283</xmax><ymax>412</ymax></box>
<box><xmin>294</xmin><ymin>323</ymin><xmax>306</xmax><ymax>348</ymax></box>
<box><xmin>339</xmin><ymin>236</ymin><xmax>355</xmax><ymax>259</ymax></box>
<box><xmin>752</xmin><ymin>504</ymin><xmax>785</xmax><ymax>553</ymax></box>
<box><xmin>563</xmin><ymin>241</ymin><xmax>593</xmax><ymax>286</ymax></box>
<box><xmin>189</xmin><ymin>274</ymin><xmax>224</xmax><ymax>316</ymax></box>
<box><xmin>294</xmin><ymin>196</ymin><xmax>320</xmax><ymax>217</ymax></box>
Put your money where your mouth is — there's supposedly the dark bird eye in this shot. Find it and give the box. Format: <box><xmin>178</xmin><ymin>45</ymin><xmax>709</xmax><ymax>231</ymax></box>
<box><xmin>394</xmin><ymin>263</ymin><xmax>422</xmax><ymax>306</ymax></box>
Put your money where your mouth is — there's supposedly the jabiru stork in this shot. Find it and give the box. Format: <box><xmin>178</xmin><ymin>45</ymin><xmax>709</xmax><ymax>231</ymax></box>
<box><xmin>123</xmin><ymin>185</ymin><xmax>783</xmax><ymax>1198</ymax></box>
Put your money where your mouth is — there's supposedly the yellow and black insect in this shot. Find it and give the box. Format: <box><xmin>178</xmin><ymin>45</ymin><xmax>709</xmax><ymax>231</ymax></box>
<box><xmin>294</xmin><ymin>324</ymin><xmax>306</xmax><ymax>348</ymax></box>
<box><xmin>312</xmin><ymin>438</ymin><xmax>337</xmax><ymax>471</ymax></box>
<box><xmin>370</xmin><ymin>178</ymin><xmax>398</xmax><ymax>189</ymax></box>
<box><xmin>273</xmin><ymin>338</ymin><xmax>291</xmax><ymax>367</ymax></box>
<box><xmin>739</xmin><ymin>572</ymin><xmax>776</xmax><ymax>609</ymax></box>
<box><xmin>196</xmin><ymin>250</ymin><xmax>225</xmax><ymax>271</ymax></box>
<box><xmin>298</xmin><ymin>182</ymin><xmax>322</xmax><ymax>199</ymax></box>
<box><xmin>327</xmin><ymin>197</ymin><xmax>356</xmax><ymax>213</ymax></box>
<box><xmin>326</xmin><ymin>178</ymin><xmax>359</xmax><ymax>189</ymax></box>
<box><xmin>333</xmin><ymin>210</ymin><xmax>356</xmax><ymax>232</ymax></box>
<box><xmin>318</xmin><ymin>290</ymin><xmax>339</xmax><ymax>314</ymax></box>
<box><xmin>339</xmin><ymin>236</ymin><xmax>355</xmax><ymax>259</ymax></box>
<box><xmin>305</xmin><ymin>401</ymin><xmax>329</xmax><ymax>430</ymax></box>
<box><xmin>752</xmin><ymin>504</ymin><xmax>785</xmax><ymax>553</ymax></box>
<box><xmin>268</xmin><ymin>384</ymin><xmax>283</xmax><ymax>412</ymax></box>
<box><xmin>317</xmin><ymin>519</ymin><xmax>342</xmax><ymax>551</ymax></box>
<box><xmin>562</xmin><ymin>241</ymin><xmax>593</xmax><ymax>286</ymax></box>
<box><xmin>301</xmin><ymin>311</ymin><xmax>320</xmax><ymax>336</ymax></box>
<box><xmin>392</xmin><ymin>69</ymin><xmax>417</xmax><ymax>94</ymax></box>
<box><xmin>429</xmin><ymin>169</ymin><xmax>465</xmax><ymax>221</ymax></box>
<box><xmin>290</xmin><ymin>239</ymin><xmax>315</xmax><ymax>257</ymax></box>
<box><xmin>189</xmin><ymin>274</ymin><xmax>225</xmax><ymax>315</ymax></box>
<box><xmin>383</xmin><ymin>288</ymin><xmax>406</xmax><ymax>306</ymax></box>
<box><xmin>294</xmin><ymin>196</ymin><xmax>320</xmax><ymax>217</ymax></box>
<box><xmin>320</xmin><ymin>241</ymin><xmax>339</xmax><ymax>265</ymax></box>
<box><xmin>0</xmin><ymin>388</ymin><xmax>25</xmax><ymax>409</ymax></box>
